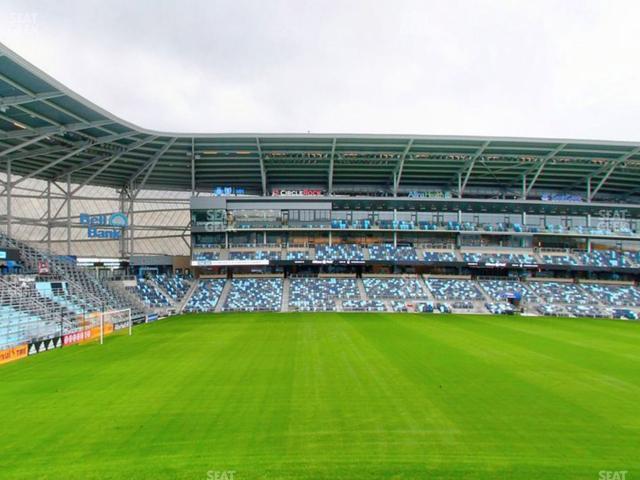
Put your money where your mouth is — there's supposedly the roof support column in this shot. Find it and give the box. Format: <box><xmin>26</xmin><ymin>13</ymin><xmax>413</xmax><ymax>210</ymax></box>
<box><xmin>256</xmin><ymin>138</ymin><xmax>266</xmax><ymax>196</ymax></box>
<box><xmin>590</xmin><ymin>163</ymin><xmax>618</xmax><ymax>201</ymax></box>
<box><xmin>127</xmin><ymin>182</ymin><xmax>136</xmax><ymax>258</ymax></box>
<box><xmin>459</xmin><ymin>158</ymin><xmax>476</xmax><ymax>198</ymax></box>
<box><xmin>6</xmin><ymin>160</ymin><xmax>11</xmax><ymax>238</ymax></box>
<box><xmin>393</xmin><ymin>139</ymin><xmax>414</xmax><ymax>197</ymax></box>
<box><xmin>46</xmin><ymin>181</ymin><xmax>51</xmax><ymax>254</ymax></box>
<box><xmin>118</xmin><ymin>187</ymin><xmax>126</xmax><ymax>258</ymax></box>
<box><xmin>66</xmin><ymin>174</ymin><xmax>71</xmax><ymax>256</ymax></box>
<box><xmin>191</xmin><ymin>138</ymin><xmax>196</xmax><ymax>195</ymax></box>
<box><xmin>328</xmin><ymin>138</ymin><xmax>336</xmax><ymax>195</ymax></box>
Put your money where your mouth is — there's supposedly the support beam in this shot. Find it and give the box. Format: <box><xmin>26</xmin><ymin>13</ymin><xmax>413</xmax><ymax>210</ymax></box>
<box><xmin>131</xmin><ymin>138</ymin><xmax>177</xmax><ymax>197</ymax></box>
<box><xmin>0</xmin><ymin>144</ymin><xmax>83</xmax><ymax>165</ymax></box>
<box><xmin>523</xmin><ymin>143</ymin><xmax>566</xmax><ymax>198</ymax></box>
<box><xmin>328</xmin><ymin>138</ymin><xmax>336</xmax><ymax>195</ymax></box>
<box><xmin>6</xmin><ymin>160</ymin><xmax>11</xmax><ymax>238</ymax></box>
<box><xmin>0</xmin><ymin>133</ymin><xmax>50</xmax><ymax>158</ymax></box>
<box><xmin>0</xmin><ymin>91</ymin><xmax>65</xmax><ymax>108</ymax></box>
<box><xmin>588</xmin><ymin>147</ymin><xmax>640</xmax><ymax>202</ymax></box>
<box><xmin>590</xmin><ymin>163</ymin><xmax>617</xmax><ymax>200</ymax></box>
<box><xmin>458</xmin><ymin>141</ymin><xmax>489</xmax><ymax>197</ymax></box>
<box><xmin>460</xmin><ymin>159</ymin><xmax>476</xmax><ymax>197</ymax></box>
<box><xmin>68</xmin><ymin>136</ymin><xmax>157</xmax><ymax>194</ymax></box>
<box><xmin>393</xmin><ymin>139</ymin><xmax>414</xmax><ymax>196</ymax></box>
<box><xmin>11</xmin><ymin>131</ymin><xmax>138</xmax><ymax>187</ymax></box>
<box><xmin>0</xmin><ymin>119</ymin><xmax>112</xmax><ymax>141</ymax></box>
<box><xmin>66</xmin><ymin>174</ymin><xmax>71</xmax><ymax>256</ymax></box>
<box><xmin>566</xmin><ymin>146</ymin><xmax>640</xmax><ymax>194</ymax></box>
<box><xmin>191</xmin><ymin>137</ymin><xmax>196</xmax><ymax>194</ymax></box>
<box><xmin>256</xmin><ymin>138</ymin><xmax>267</xmax><ymax>196</ymax></box>
<box><xmin>53</xmin><ymin>132</ymin><xmax>143</xmax><ymax>180</ymax></box>
<box><xmin>47</xmin><ymin>181</ymin><xmax>51</xmax><ymax>254</ymax></box>
<box><xmin>11</xmin><ymin>142</ymin><xmax>92</xmax><ymax>186</ymax></box>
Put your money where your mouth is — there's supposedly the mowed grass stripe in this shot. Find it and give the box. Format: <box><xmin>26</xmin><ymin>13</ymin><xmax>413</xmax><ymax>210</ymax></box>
<box><xmin>345</xmin><ymin>316</ymin><xmax>584</xmax><ymax>465</ymax></box>
<box><xmin>0</xmin><ymin>312</ymin><xmax>639</xmax><ymax>479</ymax></box>
<box><xmin>410</xmin><ymin>316</ymin><xmax>640</xmax><ymax>466</ymax></box>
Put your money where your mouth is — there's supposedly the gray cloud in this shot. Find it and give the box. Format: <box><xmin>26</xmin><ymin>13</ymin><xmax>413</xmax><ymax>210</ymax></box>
<box><xmin>1</xmin><ymin>0</ymin><xmax>639</xmax><ymax>140</ymax></box>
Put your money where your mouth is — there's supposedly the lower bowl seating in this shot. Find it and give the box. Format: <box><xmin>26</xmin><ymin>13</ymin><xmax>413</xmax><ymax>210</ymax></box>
<box><xmin>223</xmin><ymin>278</ymin><xmax>282</xmax><ymax>311</ymax></box>
<box><xmin>184</xmin><ymin>279</ymin><xmax>225</xmax><ymax>312</ymax></box>
<box><xmin>289</xmin><ymin>278</ymin><xmax>360</xmax><ymax>311</ymax></box>
<box><xmin>425</xmin><ymin>279</ymin><xmax>484</xmax><ymax>301</ymax></box>
<box><xmin>363</xmin><ymin>277</ymin><xmax>426</xmax><ymax>299</ymax></box>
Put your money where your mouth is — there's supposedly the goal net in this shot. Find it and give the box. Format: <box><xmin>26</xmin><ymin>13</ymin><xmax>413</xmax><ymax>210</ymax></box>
<box><xmin>100</xmin><ymin>308</ymin><xmax>132</xmax><ymax>343</ymax></box>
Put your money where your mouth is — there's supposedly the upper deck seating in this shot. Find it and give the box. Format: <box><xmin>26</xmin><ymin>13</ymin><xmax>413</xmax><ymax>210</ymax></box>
<box><xmin>540</xmin><ymin>254</ymin><xmax>578</xmax><ymax>266</ymax></box>
<box><xmin>577</xmin><ymin>250</ymin><xmax>632</xmax><ymax>268</ymax></box>
<box><xmin>229</xmin><ymin>250</ymin><xmax>280</xmax><ymax>261</ymax></box>
<box><xmin>423</xmin><ymin>251</ymin><xmax>457</xmax><ymax>262</ymax></box>
<box><xmin>368</xmin><ymin>245</ymin><xmax>418</xmax><ymax>262</ymax></box>
<box><xmin>315</xmin><ymin>244</ymin><xmax>364</xmax><ymax>262</ymax></box>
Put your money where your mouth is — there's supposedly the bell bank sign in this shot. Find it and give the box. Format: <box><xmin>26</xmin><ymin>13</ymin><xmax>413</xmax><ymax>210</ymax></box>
<box><xmin>80</xmin><ymin>213</ymin><xmax>129</xmax><ymax>239</ymax></box>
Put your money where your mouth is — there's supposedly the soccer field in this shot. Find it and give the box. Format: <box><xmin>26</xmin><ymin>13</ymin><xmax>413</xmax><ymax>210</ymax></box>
<box><xmin>1</xmin><ymin>313</ymin><xmax>639</xmax><ymax>480</ymax></box>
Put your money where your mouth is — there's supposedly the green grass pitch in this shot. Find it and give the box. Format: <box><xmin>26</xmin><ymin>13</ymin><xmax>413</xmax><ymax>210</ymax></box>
<box><xmin>1</xmin><ymin>312</ymin><xmax>639</xmax><ymax>479</ymax></box>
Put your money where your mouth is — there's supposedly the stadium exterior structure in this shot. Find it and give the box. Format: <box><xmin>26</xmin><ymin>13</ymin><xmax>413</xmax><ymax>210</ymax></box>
<box><xmin>1</xmin><ymin>42</ymin><xmax>640</xmax><ymax>260</ymax></box>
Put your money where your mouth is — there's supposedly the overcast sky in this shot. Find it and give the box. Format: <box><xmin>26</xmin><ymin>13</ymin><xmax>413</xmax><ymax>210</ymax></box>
<box><xmin>1</xmin><ymin>0</ymin><xmax>639</xmax><ymax>140</ymax></box>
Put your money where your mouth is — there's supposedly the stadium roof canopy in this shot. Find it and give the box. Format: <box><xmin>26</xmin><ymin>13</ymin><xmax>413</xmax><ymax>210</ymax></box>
<box><xmin>1</xmin><ymin>41</ymin><xmax>639</xmax><ymax>200</ymax></box>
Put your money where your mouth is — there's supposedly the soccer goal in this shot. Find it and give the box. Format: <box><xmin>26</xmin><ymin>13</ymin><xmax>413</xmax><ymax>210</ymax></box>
<box><xmin>100</xmin><ymin>308</ymin><xmax>132</xmax><ymax>344</ymax></box>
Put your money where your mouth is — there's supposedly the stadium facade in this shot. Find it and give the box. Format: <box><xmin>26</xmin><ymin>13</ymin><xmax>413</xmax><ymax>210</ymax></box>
<box><xmin>2</xmin><ymin>41</ymin><xmax>640</xmax><ymax>361</ymax></box>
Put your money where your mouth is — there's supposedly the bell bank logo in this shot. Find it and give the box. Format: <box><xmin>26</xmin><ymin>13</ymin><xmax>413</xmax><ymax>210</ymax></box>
<box><xmin>80</xmin><ymin>213</ymin><xmax>129</xmax><ymax>239</ymax></box>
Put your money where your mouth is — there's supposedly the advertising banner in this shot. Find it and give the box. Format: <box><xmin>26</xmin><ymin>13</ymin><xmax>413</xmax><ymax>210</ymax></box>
<box><xmin>0</xmin><ymin>344</ymin><xmax>28</xmax><ymax>365</ymax></box>
<box><xmin>28</xmin><ymin>337</ymin><xmax>63</xmax><ymax>356</ymax></box>
<box><xmin>63</xmin><ymin>329</ymin><xmax>93</xmax><ymax>346</ymax></box>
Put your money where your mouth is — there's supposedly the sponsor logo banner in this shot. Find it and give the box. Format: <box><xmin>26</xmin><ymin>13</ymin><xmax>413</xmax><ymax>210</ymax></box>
<box><xmin>146</xmin><ymin>314</ymin><xmax>159</xmax><ymax>323</ymax></box>
<box><xmin>0</xmin><ymin>344</ymin><xmax>28</xmax><ymax>365</ymax></box>
<box><xmin>28</xmin><ymin>336</ymin><xmax>63</xmax><ymax>356</ymax></box>
<box><xmin>80</xmin><ymin>212</ymin><xmax>128</xmax><ymax>240</ymax></box>
<box><xmin>63</xmin><ymin>329</ymin><xmax>94</xmax><ymax>346</ymax></box>
<box><xmin>271</xmin><ymin>188</ymin><xmax>324</xmax><ymax>196</ymax></box>
<box><xmin>191</xmin><ymin>259</ymin><xmax>269</xmax><ymax>267</ymax></box>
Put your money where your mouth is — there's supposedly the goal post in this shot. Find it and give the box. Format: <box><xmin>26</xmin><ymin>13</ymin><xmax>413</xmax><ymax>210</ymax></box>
<box><xmin>100</xmin><ymin>308</ymin><xmax>132</xmax><ymax>344</ymax></box>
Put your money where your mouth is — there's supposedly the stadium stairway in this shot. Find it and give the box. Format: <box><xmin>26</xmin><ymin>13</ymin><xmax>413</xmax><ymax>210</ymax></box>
<box><xmin>356</xmin><ymin>278</ymin><xmax>368</xmax><ymax>300</ymax></box>
<box><xmin>417</xmin><ymin>276</ymin><xmax>434</xmax><ymax>300</ymax></box>
<box><xmin>215</xmin><ymin>280</ymin><xmax>232</xmax><ymax>312</ymax></box>
<box><xmin>281</xmin><ymin>278</ymin><xmax>290</xmax><ymax>312</ymax></box>
<box><xmin>178</xmin><ymin>281</ymin><xmax>200</xmax><ymax>313</ymax></box>
<box><xmin>148</xmin><ymin>277</ymin><xmax>174</xmax><ymax>306</ymax></box>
